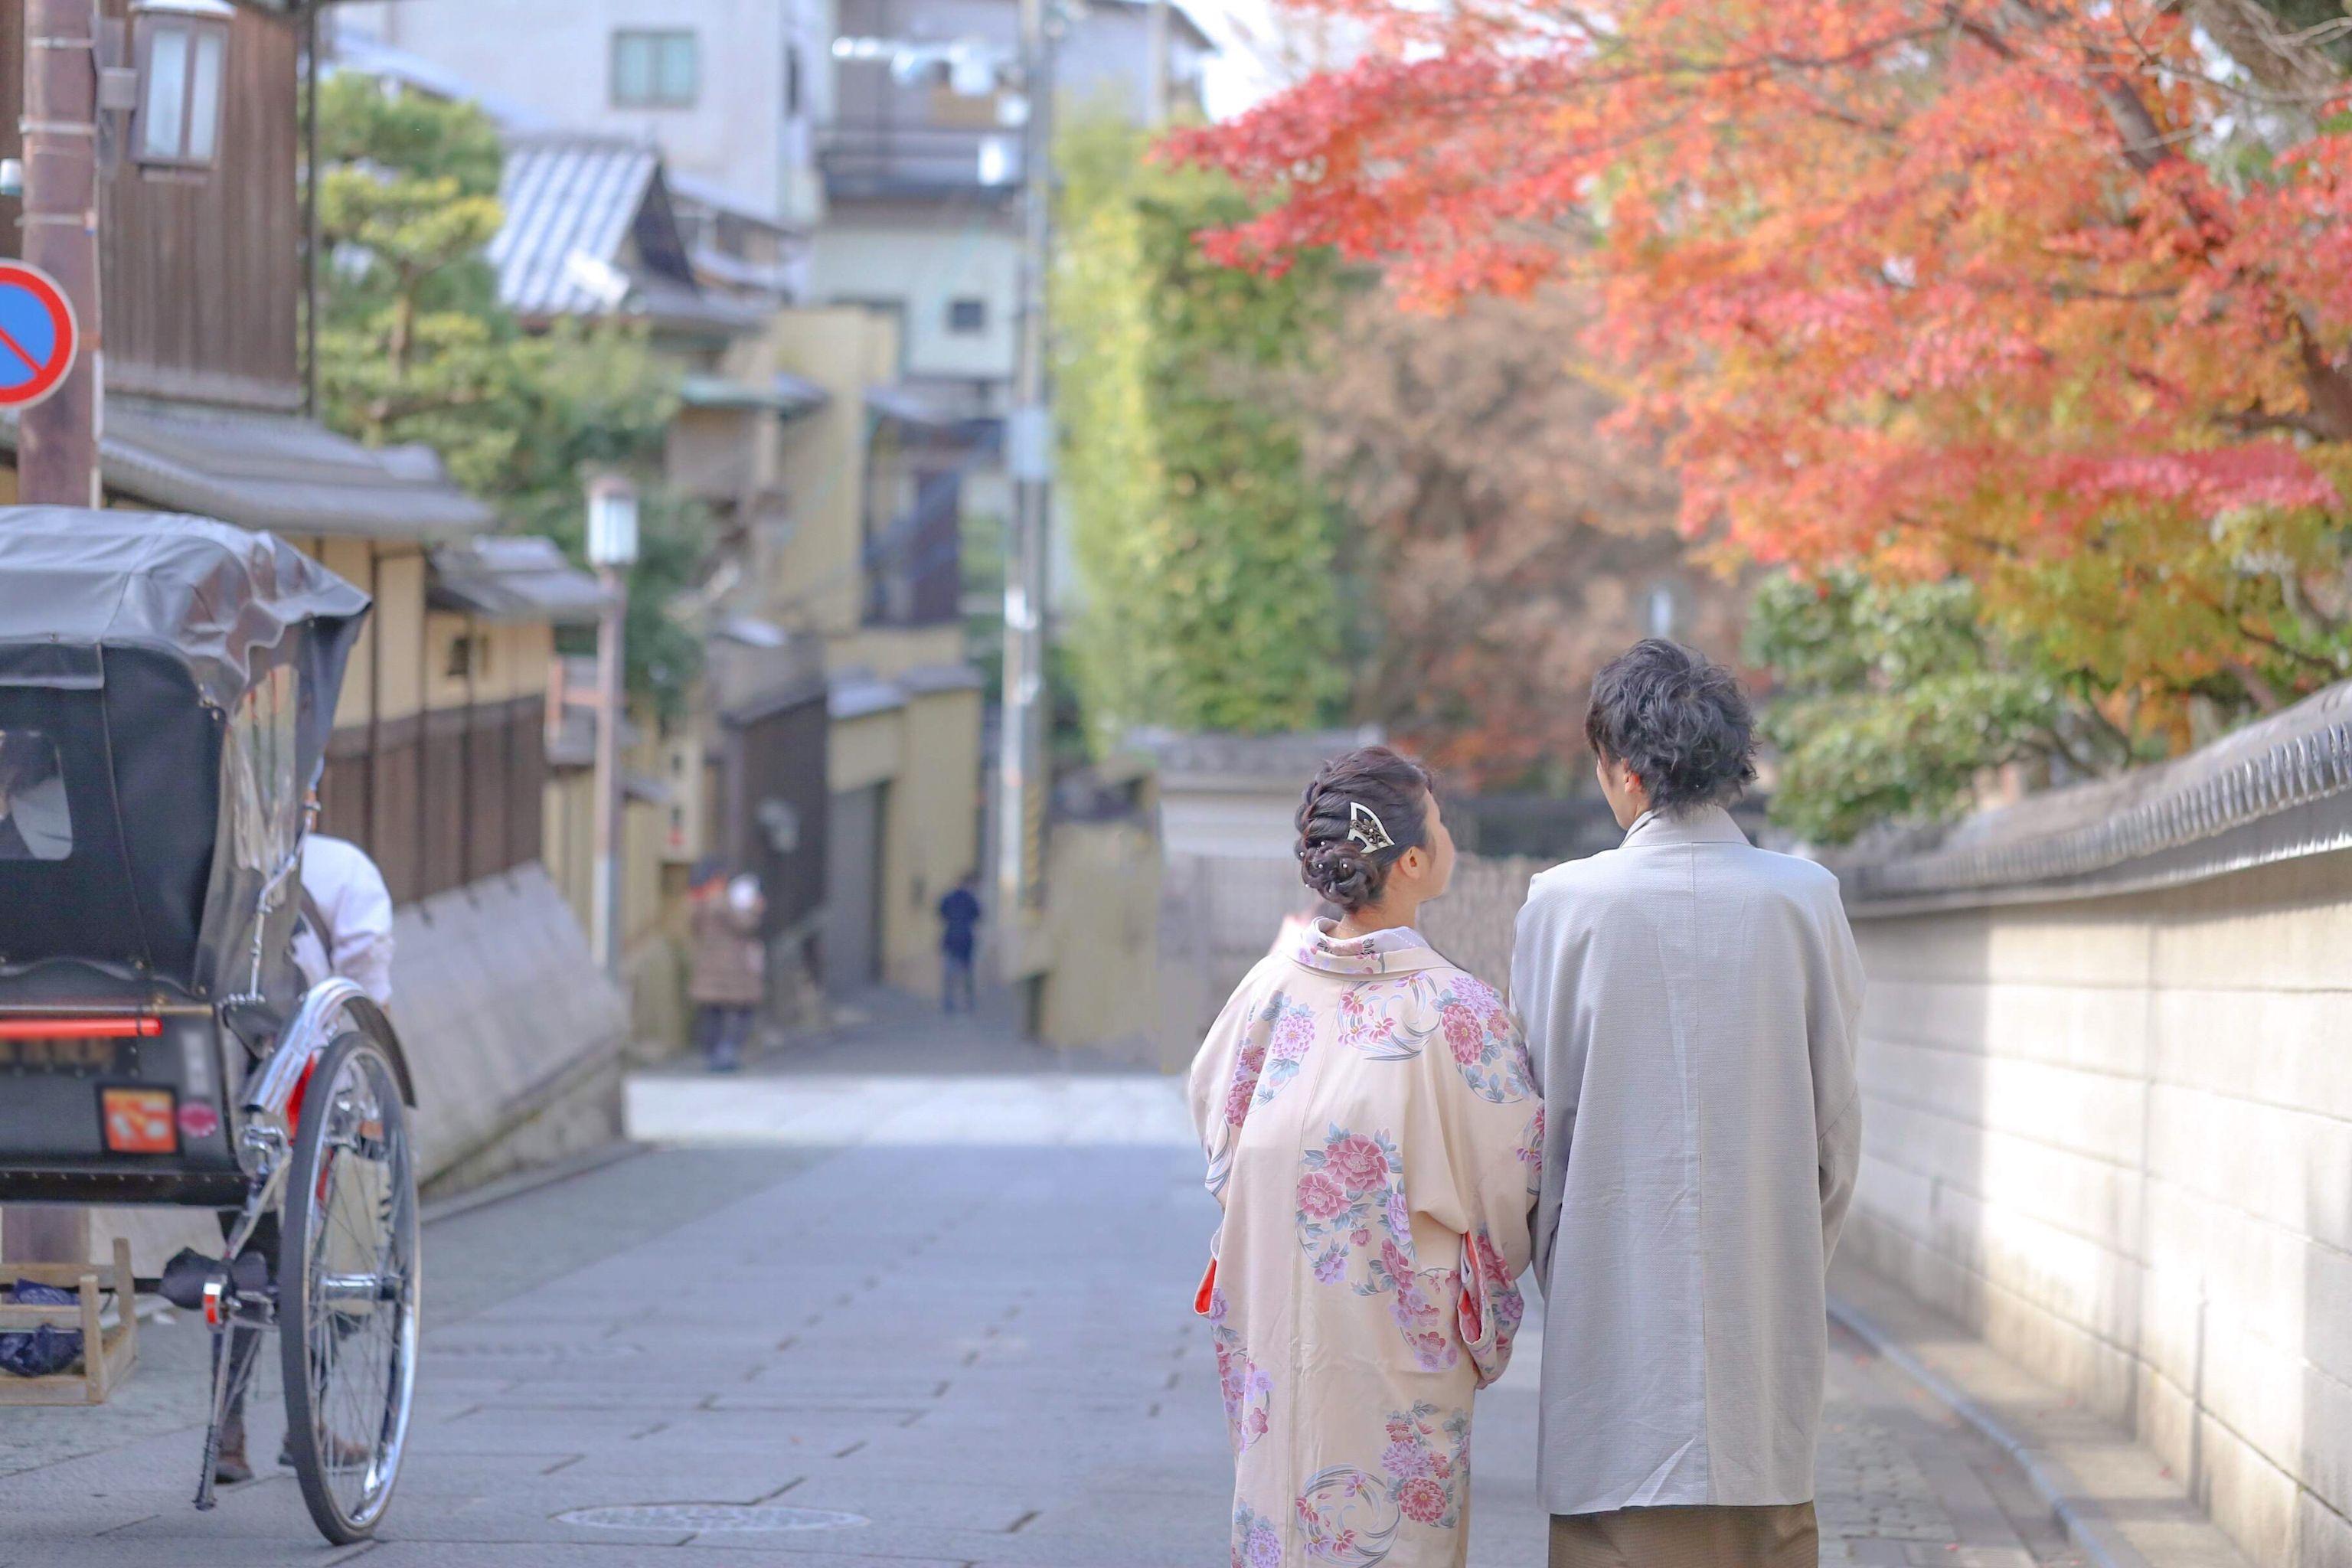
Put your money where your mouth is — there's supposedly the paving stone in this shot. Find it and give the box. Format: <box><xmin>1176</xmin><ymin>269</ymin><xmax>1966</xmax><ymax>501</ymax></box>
<box><xmin>0</xmin><ymin>1014</ymin><xmax>2103</xmax><ymax>1566</ymax></box>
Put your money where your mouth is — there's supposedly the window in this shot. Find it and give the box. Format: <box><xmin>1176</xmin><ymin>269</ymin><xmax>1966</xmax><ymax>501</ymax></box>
<box><xmin>784</xmin><ymin>43</ymin><xmax>802</xmax><ymax>117</ymax></box>
<box><xmin>134</xmin><ymin>8</ymin><xmax>230</xmax><ymax>170</ymax></box>
<box><xmin>947</xmin><ymin>298</ymin><xmax>987</xmax><ymax>335</ymax></box>
<box><xmin>0</xmin><ymin>730</ymin><xmax>70</xmax><ymax>861</ymax></box>
<box><xmin>612</xmin><ymin>30</ymin><xmax>699</xmax><ymax>108</ymax></box>
<box><xmin>444</xmin><ymin>634</ymin><xmax>491</xmax><ymax>680</ymax></box>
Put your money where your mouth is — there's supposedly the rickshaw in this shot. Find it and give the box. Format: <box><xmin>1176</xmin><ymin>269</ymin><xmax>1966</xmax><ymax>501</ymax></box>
<box><xmin>0</xmin><ymin>508</ymin><xmax>420</xmax><ymax>1544</ymax></box>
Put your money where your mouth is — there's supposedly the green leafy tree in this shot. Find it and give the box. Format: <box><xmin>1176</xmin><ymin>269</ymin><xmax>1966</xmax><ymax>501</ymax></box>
<box><xmin>313</xmin><ymin>75</ymin><xmax>707</xmax><ymax>713</ymax></box>
<box><xmin>1055</xmin><ymin>108</ymin><xmax>1349</xmax><ymax>752</ymax></box>
<box><xmin>1744</xmin><ymin>572</ymin><xmax>2155</xmax><ymax>846</ymax></box>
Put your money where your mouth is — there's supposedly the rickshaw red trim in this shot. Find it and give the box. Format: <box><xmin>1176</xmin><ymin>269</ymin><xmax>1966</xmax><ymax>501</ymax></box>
<box><xmin>285</xmin><ymin>1057</ymin><xmax>315</xmax><ymax>1136</ymax></box>
<box><xmin>0</xmin><ymin>1017</ymin><xmax>161</xmax><ymax>1039</ymax></box>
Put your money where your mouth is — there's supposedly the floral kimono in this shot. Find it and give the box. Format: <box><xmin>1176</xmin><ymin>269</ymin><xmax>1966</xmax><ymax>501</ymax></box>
<box><xmin>1187</xmin><ymin>920</ymin><xmax>1540</xmax><ymax>1568</ymax></box>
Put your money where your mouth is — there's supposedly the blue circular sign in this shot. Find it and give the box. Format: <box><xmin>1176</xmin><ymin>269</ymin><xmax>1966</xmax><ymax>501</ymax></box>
<box><xmin>0</xmin><ymin>263</ymin><xmax>77</xmax><ymax>408</ymax></box>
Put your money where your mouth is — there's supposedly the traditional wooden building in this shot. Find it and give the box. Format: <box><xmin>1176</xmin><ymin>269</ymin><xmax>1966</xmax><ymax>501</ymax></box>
<box><xmin>0</xmin><ymin>0</ymin><xmax>627</xmax><ymax>1214</ymax></box>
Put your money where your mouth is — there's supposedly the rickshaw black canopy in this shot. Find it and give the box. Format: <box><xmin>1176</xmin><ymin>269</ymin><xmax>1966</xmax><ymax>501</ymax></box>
<box><xmin>0</xmin><ymin>511</ymin><xmax>370</xmax><ymax>1001</ymax></box>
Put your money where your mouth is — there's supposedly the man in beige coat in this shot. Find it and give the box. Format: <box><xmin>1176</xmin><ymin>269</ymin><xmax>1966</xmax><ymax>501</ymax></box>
<box><xmin>1513</xmin><ymin>640</ymin><xmax>1864</xmax><ymax>1568</ymax></box>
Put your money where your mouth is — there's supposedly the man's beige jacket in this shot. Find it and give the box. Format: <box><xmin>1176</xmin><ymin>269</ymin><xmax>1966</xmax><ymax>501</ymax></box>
<box><xmin>1512</xmin><ymin>804</ymin><xmax>1864</xmax><ymax>1517</ymax></box>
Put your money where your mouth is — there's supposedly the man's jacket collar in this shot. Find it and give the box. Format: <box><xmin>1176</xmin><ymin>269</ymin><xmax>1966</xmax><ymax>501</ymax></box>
<box><xmin>1622</xmin><ymin>803</ymin><xmax>1751</xmax><ymax>850</ymax></box>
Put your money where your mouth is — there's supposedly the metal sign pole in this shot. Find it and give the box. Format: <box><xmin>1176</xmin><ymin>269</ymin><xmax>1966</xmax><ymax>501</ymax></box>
<box><xmin>591</xmin><ymin>567</ymin><xmax>627</xmax><ymax>978</ymax></box>
<box><xmin>586</xmin><ymin>478</ymin><xmax>639</xmax><ymax>982</ymax></box>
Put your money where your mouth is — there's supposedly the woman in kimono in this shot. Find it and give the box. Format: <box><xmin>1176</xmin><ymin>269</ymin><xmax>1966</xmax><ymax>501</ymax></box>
<box><xmin>1188</xmin><ymin>745</ymin><xmax>1540</xmax><ymax>1568</ymax></box>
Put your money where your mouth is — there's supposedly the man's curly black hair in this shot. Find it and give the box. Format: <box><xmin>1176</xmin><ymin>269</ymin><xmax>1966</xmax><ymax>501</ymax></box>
<box><xmin>1583</xmin><ymin>639</ymin><xmax>1758</xmax><ymax>816</ymax></box>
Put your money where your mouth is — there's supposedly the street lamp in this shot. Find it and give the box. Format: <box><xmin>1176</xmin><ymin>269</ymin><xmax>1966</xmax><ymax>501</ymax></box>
<box><xmin>129</xmin><ymin>0</ymin><xmax>234</xmax><ymax>171</ymax></box>
<box><xmin>587</xmin><ymin>474</ymin><xmax>641</xmax><ymax>570</ymax></box>
<box><xmin>586</xmin><ymin>476</ymin><xmax>638</xmax><ymax>979</ymax></box>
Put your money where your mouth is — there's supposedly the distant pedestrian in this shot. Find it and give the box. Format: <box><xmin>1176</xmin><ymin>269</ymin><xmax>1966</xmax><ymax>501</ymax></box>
<box><xmin>1514</xmin><ymin>639</ymin><xmax>1864</xmax><ymax>1568</ymax></box>
<box><xmin>688</xmin><ymin>859</ymin><xmax>765</xmax><ymax>1073</ymax></box>
<box><xmin>938</xmin><ymin>873</ymin><xmax>982</xmax><ymax>1014</ymax></box>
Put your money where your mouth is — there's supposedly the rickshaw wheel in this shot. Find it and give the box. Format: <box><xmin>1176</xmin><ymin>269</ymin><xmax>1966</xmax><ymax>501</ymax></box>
<box><xmin>278</xmin><ymin>1029</ymin><xmax>420</xmax><ymax>1544</ymax></box>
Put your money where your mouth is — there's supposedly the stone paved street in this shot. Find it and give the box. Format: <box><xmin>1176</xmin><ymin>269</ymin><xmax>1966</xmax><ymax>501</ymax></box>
<box><xmin>0</xmin><ymin>1014</ymin><xmax>2090</xmax><ymax>1566</ymax></box>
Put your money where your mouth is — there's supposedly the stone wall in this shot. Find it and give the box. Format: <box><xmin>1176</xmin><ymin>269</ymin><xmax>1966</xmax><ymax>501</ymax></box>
<box><xmin>1039</xmin><ymin>820</ymin><xmax>1165</xmax><ymax>1065</ymax></box>
<box><xmin>1156</xmin><ymin>851</ymin><xmax>1307</xmax><ymax>1065</ymax></box>
<box><xmin>1846</xmin><ymin>849</ymin><xmax>2352</xmax><ymax>1568</ymax></box>
<box><xmin>1418</xmin><ymin>854</ymin><xmax>1547</xmax><ymax>993</ymax></box>
<box><xmin>1154</xmin><ymin>851</ymin><xmax>1547</xmax><ymax>1068</ymax></box>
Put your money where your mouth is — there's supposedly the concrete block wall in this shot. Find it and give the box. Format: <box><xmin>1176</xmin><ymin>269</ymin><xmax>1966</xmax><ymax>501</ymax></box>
<box><xmin>394</xmin><ymin>863</ymin><xmax>631</xmax><ymax>1194</ymax></box>
<box><xmin>1846</xmin><ymin>846</ymin><xmax>2352</xmax><ymax>1567</ymax></box>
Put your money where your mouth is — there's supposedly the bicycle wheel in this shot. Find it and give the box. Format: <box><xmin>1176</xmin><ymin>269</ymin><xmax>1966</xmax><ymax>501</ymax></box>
<box><xmin>278</xmin><ymin>1028</ymin><xmax>420</xmax><ymax>1544</ymax></box>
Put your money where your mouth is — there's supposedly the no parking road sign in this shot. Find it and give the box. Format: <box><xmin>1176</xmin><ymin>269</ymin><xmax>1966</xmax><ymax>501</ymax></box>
<box><xmin>0</xmin><ymin>263</ymin><xmax>77</xmax><ymax>410</ymax></box>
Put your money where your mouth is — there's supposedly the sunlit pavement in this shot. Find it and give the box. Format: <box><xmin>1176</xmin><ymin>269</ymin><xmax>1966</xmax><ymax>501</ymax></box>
<box><xmin>0</xmin><ymin>1014</ymin><xmax>2091</xmax><ymax>1566</ymax></box>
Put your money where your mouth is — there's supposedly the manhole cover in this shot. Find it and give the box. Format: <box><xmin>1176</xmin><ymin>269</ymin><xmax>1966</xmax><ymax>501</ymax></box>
<box><xmin>559</xmin><ymin>1504</ymin><xmax>868</xmax><ymax>1533</ymax></box>
<box><xmin>428</xmin><ymin>1341</ymin><xmax>644</xmax><ymax>1361</ymax></box>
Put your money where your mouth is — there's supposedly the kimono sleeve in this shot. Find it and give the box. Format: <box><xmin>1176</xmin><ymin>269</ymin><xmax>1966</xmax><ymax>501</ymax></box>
<box><xmin>1185</xmin><ymin>961</ymin><xmax>1275</xmax><ymax>1205</ymax></box>
<box><xmin>1426</xmin><ymin>975</ymin><xmax>1540</xmax><ymax>1390</ymax></box>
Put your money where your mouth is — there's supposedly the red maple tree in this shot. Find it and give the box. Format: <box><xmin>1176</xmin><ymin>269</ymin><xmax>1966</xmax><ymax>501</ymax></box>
<box><xmin>1173</xmin><ymin>2</ymin><xmax>2352</xmax><ymax>738</ymax></box>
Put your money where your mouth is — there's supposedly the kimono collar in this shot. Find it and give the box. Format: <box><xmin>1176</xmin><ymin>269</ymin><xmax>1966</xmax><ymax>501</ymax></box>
<box><xmin>1290</xmin><ymin>918</ymin><xmax>1449</xmax><ymax>977</ymax></box>
<box><xmin>1622</xmin><ymin>803</ymin><xmax>1751</xmax><ymax>850</ymax></box>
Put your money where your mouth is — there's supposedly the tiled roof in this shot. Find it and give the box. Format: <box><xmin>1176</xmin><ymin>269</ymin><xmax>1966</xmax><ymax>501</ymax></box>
<box><xmin>1129</xmin><ymin>727</ymin><xmax>1387</xmax><ymax>787</ymax></box>
<box><xmin>488</xmin><ymin>135</ymin><xmax>663</xmax><ymax>318</ymax></box>
<box><xmin>429</xmin><ymin>537</ymin><xmax>609</xmax><ymax>626</ymax></box>
<box><xmin>1828</xmin><ymin>677</ymin><xmax>2352</xmax><ymax>910</ymax></box>
<box><xmin>0</xmin><ymin>402</ymin><xmax>495</xmax><ymax>541</ymax></box>
<box><xmin>679</xmin><ymin>372</ymin><xmax>830</xmax><ymax>417</ymax></box>
<box><xmin>667</xmin><ymin>168</ymin><xmax>789</xmax><ymax>234</ymax></box>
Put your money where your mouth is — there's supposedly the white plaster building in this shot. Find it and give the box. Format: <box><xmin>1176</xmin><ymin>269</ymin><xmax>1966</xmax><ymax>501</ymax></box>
<box><xmin>334</xmin><ymin>0</ymin><xmax>1213</xmax><ymax>424</ymax></box>
<box><xmin>333</xmin><ymin>0</ymin><xmax>831</xmax><ymax>229</ymax></box>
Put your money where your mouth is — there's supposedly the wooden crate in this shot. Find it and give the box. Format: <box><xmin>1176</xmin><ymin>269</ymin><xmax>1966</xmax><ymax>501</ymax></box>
<box><xmin>0</xmin><ymin>1237</ymin><xmax>139</xmax><ymax>1406</ymax></box>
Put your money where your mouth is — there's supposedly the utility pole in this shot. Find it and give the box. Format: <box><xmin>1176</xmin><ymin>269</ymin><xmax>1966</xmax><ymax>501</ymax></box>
<box><xmin>995</xmin><ymin>0</ymin><xmax>1055</xmax><ymax>1018</ymax></box>
<box><xmin>19</xmin><ymin>0</ymin><xmax>100</xmax><ymax>508</ymax></box>
<box><xmin>586</xmin><ymin>477</ymin><xmax>639</xmax><ymax>980</ymax></box>
<box><xmin>2</xmin><ymin>0</ymin><xmax>103</xmax><ymax>1274</ymax></box>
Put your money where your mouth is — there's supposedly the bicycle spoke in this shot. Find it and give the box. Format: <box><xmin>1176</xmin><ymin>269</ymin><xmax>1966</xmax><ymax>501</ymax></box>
<box><xmin>286</xmin><ymin>1044</ymin><xmax>417</xmax><ymax>1534</ymax></box>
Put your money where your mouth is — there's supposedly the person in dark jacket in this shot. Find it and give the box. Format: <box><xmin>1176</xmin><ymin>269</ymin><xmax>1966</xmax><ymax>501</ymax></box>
<box><xmin>938</xmin><ymin>873</ymin><xmax>982</xmax><ymax>1014</ymax></box>
<box><xmin>688</xmin><ymin>858</ymin><xmax>765</xmax><ymax>1071</ymax></box>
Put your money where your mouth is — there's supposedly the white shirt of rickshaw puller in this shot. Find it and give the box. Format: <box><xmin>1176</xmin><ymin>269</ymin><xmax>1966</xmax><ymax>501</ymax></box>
<box><xmin>291</xmin><ymin>834</ymin><xmax>395</xmax><ymax>1008</ymax></box>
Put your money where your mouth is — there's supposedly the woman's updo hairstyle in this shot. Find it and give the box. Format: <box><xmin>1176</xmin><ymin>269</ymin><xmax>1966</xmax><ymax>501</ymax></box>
<box><xmin>1294</xmin><ymin>745</ymin><xmax>1433</xmax><ymax>914</ymax></box>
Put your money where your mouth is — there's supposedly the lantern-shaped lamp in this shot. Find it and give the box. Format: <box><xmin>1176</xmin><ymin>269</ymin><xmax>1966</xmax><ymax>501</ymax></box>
<box><xmin>586</xmin><ymin>475</ymin><xmax>640</xmax><ymax>569</ymax></box>
<box><xmin>132</xmin><ymin>0</ymin><xmax>234</xmax><ymax>171</ymax></box>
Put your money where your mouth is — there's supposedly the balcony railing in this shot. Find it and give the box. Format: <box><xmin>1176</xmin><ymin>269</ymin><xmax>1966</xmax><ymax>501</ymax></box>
<box><xmin>818</xmin><ymin>123</ymin><xmax>1024</xmax><ymax>203</ymax></box>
